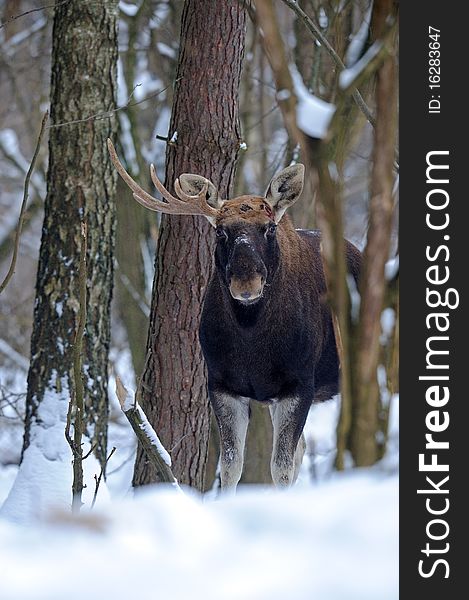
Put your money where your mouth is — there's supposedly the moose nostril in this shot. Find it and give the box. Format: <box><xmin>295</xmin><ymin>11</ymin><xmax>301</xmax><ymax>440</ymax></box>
<box><xmin>241</xmin><ymin>291</ymin><xmax>251</xmax><ymax>299</ymax></box>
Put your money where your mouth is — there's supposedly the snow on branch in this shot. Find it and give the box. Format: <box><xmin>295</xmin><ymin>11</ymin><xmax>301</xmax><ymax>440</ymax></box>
<box><xmin>339</xmin><ymin>39</ymin><xmax>391</xmax><ymax>94</ymax></box>
<box><xmin>344</xmin><ymin>4</ymin><xmax>373</xmax><ymax>67</ymax></box>
<box><xmin>279</xmin><ymin>0</ymin><xmax>375</xmax><ymax>127</ymax></box>
<box><xmin>115</xmin><ymin>376</ymin><xmax>178</xmax><ymax>486</ymax></box>
<box><xmin>290</xmin><ymin>66</ymin><xmax>335</xmax><ymax>140</ymax></box>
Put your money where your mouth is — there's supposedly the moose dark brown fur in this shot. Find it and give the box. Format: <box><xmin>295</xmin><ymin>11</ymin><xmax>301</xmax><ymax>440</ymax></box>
<box><xmin>108</xmin><ymin>140</ymin><xmax>361</xmax><ymax>491</ymax></box>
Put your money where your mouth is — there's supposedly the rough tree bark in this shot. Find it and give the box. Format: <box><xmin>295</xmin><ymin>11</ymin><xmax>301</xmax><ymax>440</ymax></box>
<box><xmin>133</xmin><ymin>0</ymin><xmax>246</xmax><ymax>490</ymax></box>
<box><xmin>22</xmin><ymin>0</ymin><xmax>119</xmax><ymax>467</ymax></box>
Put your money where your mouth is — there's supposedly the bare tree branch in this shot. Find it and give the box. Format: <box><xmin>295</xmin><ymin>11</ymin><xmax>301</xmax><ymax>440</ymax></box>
<box><xmin>0</xmin><ymin>1</ymin><xmax>70</xmax><ymax>30</ymax></box>
<box><xmin>0</xmin><ymin>111</ymin><xmax>48</xmax><ymax>295</ymax></box>
<box><xmin>47</xmin><ymin>81</ymin><xmax>178</xmax><ymax>129</ymax></box>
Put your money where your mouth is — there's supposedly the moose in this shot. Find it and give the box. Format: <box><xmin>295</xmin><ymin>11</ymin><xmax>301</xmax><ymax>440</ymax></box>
<box><xmin>108</xmin><ymin>140</ymin><xmax>361</xmax><ymax>491</ymax></box>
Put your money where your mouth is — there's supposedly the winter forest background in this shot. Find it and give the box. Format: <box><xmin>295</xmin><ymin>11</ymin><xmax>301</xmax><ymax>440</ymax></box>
<box><xmin>0</xmin><ymin>1</ymin><xmax>398</xmax><ymax>599</ymax></box>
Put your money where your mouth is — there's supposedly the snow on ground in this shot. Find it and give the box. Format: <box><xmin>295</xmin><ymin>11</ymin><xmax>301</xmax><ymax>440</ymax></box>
<box><xmin>0</xmin><ymin>471</ymin><xmax>397</xmax><ymax>600</ymax></box>
<box><xmin>0</xmin><ymin>388</ymin><xmax>398</xmax><ymax>599</ymax></box>
<box><xmin>0</xmin><ymin>372</ymin><xmax>110</xmax><ymax>524</ymax></box>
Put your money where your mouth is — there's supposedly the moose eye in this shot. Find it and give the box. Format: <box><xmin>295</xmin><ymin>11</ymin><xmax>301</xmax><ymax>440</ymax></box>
<box><xmin>265</xmin><ymin>222</ymin><xmax>277</xmax><ymax>237</ymax></box>
<box><xmin>216</xmin><ymin>227</ymin><xmax>227</xmax><ymax>240</ymax></box>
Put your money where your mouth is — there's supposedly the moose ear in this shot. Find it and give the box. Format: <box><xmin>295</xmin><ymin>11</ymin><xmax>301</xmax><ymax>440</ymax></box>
<box><xmin>178</xmin><ymin>174</ymin><xmax>222</xmax><ymax>210</ymax></box>
<box><xmin>265</xmin><ymin>164</ymin><xmax>305</xmax><ymax>223</ymax></box>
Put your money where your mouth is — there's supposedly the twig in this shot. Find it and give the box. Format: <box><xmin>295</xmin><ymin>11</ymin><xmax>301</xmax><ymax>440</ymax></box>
<box><xmin>0</xmin><ymin>111</ymin><xmax>48</xmax><ymax>295</ymax></box>
<box><xmin>0</xmin><ymin>1</ymin><xmax>70</xmax><ymax>30</ymax></box>
<box><xmin>246</xmin><ymin>103</ymin><xmax>279</xmax><ymax>132</ymax></box>
<box><xmin>47</xmin><ymin>80</ymin><xmax>179</xmax><ymax>129</ymax></box>
<box><xmin>279</xmin><ymin>0</ymin><xmax>375</xmax><ymax>127</ymax></box>
<box><xmin>115</xmin><ymin>376</ymin><xmax>178</xmax><ymax>485</ymax></box>
<box><xmin>91</xmin><ymin>446</ymin><xmax>116</xmax><ymax>509</ymax></box>
<box><xmin>0</xmin><ymin>385</ymin><xmax>26</xmax><ymax>421</ymax></box>
<box><xmin>83</xmin><ymin>443</ymin><xmax>98</xmax><ymax>461</ymax></box>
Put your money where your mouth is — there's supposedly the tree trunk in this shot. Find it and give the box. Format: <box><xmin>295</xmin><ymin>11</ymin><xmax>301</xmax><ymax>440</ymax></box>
<box><xmin>133</xmin><ymin>0</ymin><xmax>246</xmax><ymax>490</ymax></box>
<box><xmin>115</xmin><ymin>177</ymin><xmax>150</xmax><ymax>376</ymax></box>
<box><xmin>241</xmin><ymin>402</ymin><xmax>273</xmax><ymax>484</ymax></box>
<box><xmin>22</xmin><ymin>0</ymin><xmax>119</xmax><ymax>468</ymax></box>
<box><xmin>349</xmin><ymin>0</ymin><xmax>398</xmax><ymax>465</ymax></box>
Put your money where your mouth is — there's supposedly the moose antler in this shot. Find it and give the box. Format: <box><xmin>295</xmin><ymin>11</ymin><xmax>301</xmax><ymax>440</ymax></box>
<box><xmin>107</xmin><ymin>139</ymin><xmax>219</xmax><ymax>220</ymax></box>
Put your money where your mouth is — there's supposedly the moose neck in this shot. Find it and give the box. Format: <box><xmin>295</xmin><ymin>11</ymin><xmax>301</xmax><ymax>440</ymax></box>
<box><xmin>228</xmin><ymin>293</ymin><xmax>268</xmax><ymax>329</ymax></box>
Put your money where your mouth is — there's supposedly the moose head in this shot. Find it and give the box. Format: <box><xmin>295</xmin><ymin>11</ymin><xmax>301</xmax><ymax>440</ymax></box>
<box><xmin>107</xmin><ymin>139</ymin><xmax>304</xmax><ymax>306</ymax></box>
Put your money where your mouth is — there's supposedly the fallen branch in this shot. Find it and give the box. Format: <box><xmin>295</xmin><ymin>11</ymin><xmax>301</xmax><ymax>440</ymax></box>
<box><xmin>0</xmin><ymin>111</ymin><xmax>48</xmax><ymax>295</ymax></box>
<box><xmin>115</xmin><ymin>376</ymin><xmax>178</xmax><ymax>486</ymax></box>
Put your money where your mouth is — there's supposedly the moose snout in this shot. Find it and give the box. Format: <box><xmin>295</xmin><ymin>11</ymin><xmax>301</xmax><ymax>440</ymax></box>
<box><xmin>229</xmin><ymin>273</ymin><xmax>265</xmax><ymax>304</ymax></box>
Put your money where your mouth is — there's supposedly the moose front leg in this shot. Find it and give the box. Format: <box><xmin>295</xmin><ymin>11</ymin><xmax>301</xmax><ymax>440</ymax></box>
<box><xmin>210</xmin><ymin>391</ymin><xmax>250</xmax><ymax>493</ymax></box>
<box><xmin>269</xmin><ymin>396</ymin><xmax>310</xmax><ymax>487</ymax></box>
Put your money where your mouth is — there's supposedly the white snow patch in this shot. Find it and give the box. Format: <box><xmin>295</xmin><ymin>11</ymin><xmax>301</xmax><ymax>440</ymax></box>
<box><xmin>381</xmin><ymin>308</ymin><xmax>395</xmax><ymax>340</ymax></box>
<box><xmin>385</xmin><ymin>255</ymin><xmax>399</xmax><ymax>280</ymax></box>
<box><xmin>55</xmin><ymin>302</ymin><xmax>63</xmax><ymax>318</ymax></box>
<box><xmin>120</xmin><ymin>385</ymin><xmax>136</xmax><ymax>412</ymax></box>
<box><xmin>116</xmin><ymin>58</ymin><xmax>129</xmax><ymax>106</ymax></box>
<box><xmin>157</xmin><ymin>42</ymin><xmax>176</xmax><ymax>59</ymax></box>
<box><xmin>345</xmin><ymin>6</ymin><xmax>372</xmax><ymax>67</ymax></box>
<box><xmin>107</xmin><ymin>350</ymin><xmax>137</xmax><ymax>499</ymax></box>
<box><xmin>276</xmin><ymin>89</ymin><xmax>291</xmax><ymax>101</ymax></box>
<box><xmin>328</xmin><ymin>161</ymin><xmax>339</xmax><ymax>181</ymax></box>
<box><xmin>0</xmin><ymin>374</ymin><xmax>109</xmax><ymax>523</ymax></box>
<box><xmin>347</xmin><ymin>274</ymin><xmax>361</xmax><ymax>323</ymax></box>
<box><xmin>119</xmin><ymin>1</ymin><xmax>139</xmax><ymax>16</ymax></box>
<box><xmin>339</xmin><ymin>41</ymin><xmax>383</xmax><ymax>90</ymax></box>
<box><xmin>319</xmin><ymin>7</ymin><xmax>329</xmax><ymax>28</ymax></box>
<box><xmin>301</xmin><ymin>396</ymin><xmax>340</xmax><ymax>480</ymax></box>
<box><xmin>0</xmin><ymin>465</ymin><xmax>18</xmax><ymax>507</ymax></box>
<box><xmin>291</xmin><ymin>66</ymin><xmax>335</xmax><ymax>140</ymax></box>
<box><xmin>0</xmin><ymin>473</ymin><xmax>398</xmax><ymax>600</ymax></box>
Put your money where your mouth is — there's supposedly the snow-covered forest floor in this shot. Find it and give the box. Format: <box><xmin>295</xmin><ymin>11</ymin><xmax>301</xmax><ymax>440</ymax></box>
<box><xmin>0</xmin><ymin>354</ymin><xmax>398</xmax><ymax>599</ymax></box>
